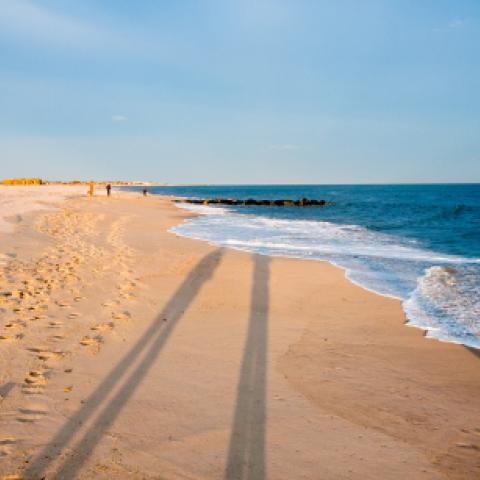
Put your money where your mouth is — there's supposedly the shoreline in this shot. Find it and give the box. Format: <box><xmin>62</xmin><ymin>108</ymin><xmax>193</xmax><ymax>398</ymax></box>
<box><xmin>169</xmin><ymin>199</ymin><xmax>479</xmax><ymax>350</ymax></box>
<box><xmin>0</xmin><ymin>187</ymin><xmax>479</xmax><ymax>479</ymax></box>
<box><xmin>171</xmin><ymin>199</ymin><xmax>406</xmax><ymax>302</ymax></box>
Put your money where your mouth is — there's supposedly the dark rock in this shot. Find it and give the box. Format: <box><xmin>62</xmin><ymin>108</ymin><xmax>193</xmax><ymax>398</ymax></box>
<box><xmin>176</xmin><ymin>198</ymin><xmax>334</xmax><ymax>207</ymax></box>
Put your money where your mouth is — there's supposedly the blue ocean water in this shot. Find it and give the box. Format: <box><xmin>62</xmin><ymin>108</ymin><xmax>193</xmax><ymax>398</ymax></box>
<box><xmin>124</xmin><ymin>184</ymin><xmax>480</xmax><ymax>348</ymax></box>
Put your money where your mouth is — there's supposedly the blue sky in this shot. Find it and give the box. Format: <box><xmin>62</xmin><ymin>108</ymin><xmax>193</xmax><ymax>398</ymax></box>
<box><xmin>1</xmin><ymin>0</ymin><xmax>479</xmax><ymax>183</ymax></box>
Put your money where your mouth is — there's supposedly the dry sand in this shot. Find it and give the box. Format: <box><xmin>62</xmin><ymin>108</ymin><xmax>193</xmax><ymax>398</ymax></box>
<box><xmin>0</xmin><ymin>187</ymin><xmax>479</xmax><ymax>479</ymax></box>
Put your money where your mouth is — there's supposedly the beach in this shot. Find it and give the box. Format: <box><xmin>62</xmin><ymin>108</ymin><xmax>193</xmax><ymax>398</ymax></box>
<box><xmin>0</xmin><ymin>186</ymin><xmax>479</xmax><ymax>479</ymax></box>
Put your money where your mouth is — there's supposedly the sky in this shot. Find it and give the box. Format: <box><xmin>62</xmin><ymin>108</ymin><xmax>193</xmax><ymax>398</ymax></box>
<box><xmin>1</xmin><ymin>0</ymin><xmax>479</xmax><ymax>183</ymax></box>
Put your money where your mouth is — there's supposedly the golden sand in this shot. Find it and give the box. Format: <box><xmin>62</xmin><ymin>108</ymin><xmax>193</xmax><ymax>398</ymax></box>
<box><xmin>0</xmin><ymin>188</ymin><xmax>478</xmax><ymax>479</ymax></box>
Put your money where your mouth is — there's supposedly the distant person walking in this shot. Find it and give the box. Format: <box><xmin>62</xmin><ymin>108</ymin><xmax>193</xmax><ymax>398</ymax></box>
<box><xmin>106</xmin><ymin>184</ymin><xmax>111</xmax><ymax>197</ymax></box>
<box><xmin>143</xmin><ymin>187</ymin><xmax>148</xmax><ymax>196</ymax></box>
<box><xmin>89</xmin><ymin>180</ymin><xmax>94</xmax><ymax>196</ymax></box>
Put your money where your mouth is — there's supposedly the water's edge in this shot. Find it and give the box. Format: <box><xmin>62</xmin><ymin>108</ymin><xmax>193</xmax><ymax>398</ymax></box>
<box><xmin>169</xmin><ymin>201</ymin><xmax>479</xmax><ymax>350</ymax></box>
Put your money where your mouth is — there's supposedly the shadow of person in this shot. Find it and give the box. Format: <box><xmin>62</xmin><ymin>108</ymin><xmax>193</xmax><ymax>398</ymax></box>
<box><xmin>23</xmin><ymin>248</ymin><xmax>224</xmax><ymax>480</ymax></box>
<box><xmin>225</xmin><ymin>254</ymin><xmax>270</xmax><ymax>480</ymax></box>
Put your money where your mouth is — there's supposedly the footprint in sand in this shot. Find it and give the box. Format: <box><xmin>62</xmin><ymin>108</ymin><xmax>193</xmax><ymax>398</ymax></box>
<box><xmin>90</xmin><ymin>322</ymin><xmax>114</xmax><ymax>332</ymax></box>
<box><xmin>119</xmin><ymin>292</ymin><xmax>135</xmax><ymax>300</ymax></box>
<box><xmin>115</xmin><ymin>285</ymin><xmax>135</xmax><ymax>296</ymax></box>
<box><xmin>27</xmin><ymin>344</ymin><xmax>48</xmax><ymax>353</ymax></box>
<box><xmin>25</xmin><ymin>305</ymin><xmax>40</xmax><ymax>313</ymax></box>
<box><xmin>16</xmin><ymin>405</ymin><xmax>48</xmax><ymax>423</ymax></box>
<box><xmin>56</xmin><ymin>301</ymin><xmax>71</xmax><ymax>308</ymax></box>
<box><xmin>24</xmin><ymin>370</ymin><xmax>46</xmax><ymax>384</ymax></box>
<box><xmin>8</xmin><ymin>290</ymin><xmax>23</xmax><ymax>299</ymax></box>
<box><xmin>0</xmin><ymin>438</ymin><xmax>17</xmax><ymax>446</ymax></box>
<box><xmin>67</xmin><ymin>312</ymin><xmax>80</xmax><ymax>319</ymax></box>
<box><xmin>112</xmin><ymin>311</ymin><xmax>131</xmax><ymax>321</ymax></box>
<box><xmin>80</xmin><ymin>335</ymin><xmax>103</xmax><ymax>351</ymax></box>
<box><xmin>102</xmin><ymin>300</ymin><xmax>118</xmax><ymax>308</ymax></box>
<box><xmin>0</xmin><ymin>333</ymin><xmax>24</xmax><ymax>341</ymax></box>
<box><xmin>47</xmin><ymin>334</ymin><xmax>65</xmax><ymax>342</ymax></box>
<box><xmin>48</xmin><ymin>321</ymin><xmax>63</xmax><ymax>329</ymax></box>
<box><xmin>37</xmin><ymin>350</ymin><xmax>66</xmax><ymax>361</ymax></box>
<box><xmin>0</xmin><ymin>438</ymin><xmax>18</xmax><ymax>459</ymax></box>
<box><xmin>22</xmin><ymin>370</ymin><xmax>47</xmax><ymax>395</ymax></box>
<box><xmin>4</xmin><ymin>320</ymin><xmax>26</xmax><ymax>329</ymax></box>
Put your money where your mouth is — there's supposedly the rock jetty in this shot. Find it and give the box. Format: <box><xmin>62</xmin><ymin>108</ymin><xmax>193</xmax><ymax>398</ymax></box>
<box><xmin>176</xmin><ymin>198</ymin><xmax>334</xmax><ymax>207</ymax></box>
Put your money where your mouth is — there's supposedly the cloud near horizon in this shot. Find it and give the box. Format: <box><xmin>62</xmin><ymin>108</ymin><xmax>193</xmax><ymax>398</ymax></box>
<box><xmin>268</xmin><ymin>144</ymin><xmax>301</xmax><ymax>151</ymax></box>
<box><xmin>111</xmin><ymin>115</ymin><xmax>128</xmax><ymax>123</ymax></box>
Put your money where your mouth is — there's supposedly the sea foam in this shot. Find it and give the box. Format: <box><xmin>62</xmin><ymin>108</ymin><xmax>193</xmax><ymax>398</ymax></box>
<box><xmin>173</xmin><ymin>202</ymin><xmax>480</xmax><ymax>349</ymax></box>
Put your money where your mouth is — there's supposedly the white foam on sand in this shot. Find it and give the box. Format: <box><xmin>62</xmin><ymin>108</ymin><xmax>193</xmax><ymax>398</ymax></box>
<box><xmin>172</xmin><ymin>202</ymin><xmax>480</xmax><ymax>349</ymax></box>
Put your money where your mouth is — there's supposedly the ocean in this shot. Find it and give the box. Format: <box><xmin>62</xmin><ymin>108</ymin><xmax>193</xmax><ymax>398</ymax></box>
<box><xmin>123</xmin><ymin>184</ymin><xmax>480</xmax><ymax>349</ymax></box>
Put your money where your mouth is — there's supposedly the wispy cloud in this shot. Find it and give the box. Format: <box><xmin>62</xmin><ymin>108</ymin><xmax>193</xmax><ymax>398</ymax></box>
<box><xmin>448</xmin><ymin>19</ymin><xmax>466</xmax><ymax>29</ymax></box>
<box><xmin>0</xmin><ymin>0</ymin><xmax>178</xmax><ymax>61</ymax></box>
<box><xmin>433</xmin><ymin>18</ymin><xmax>467</xmax><ymax>33</ymax></box>
<box><xmin>0</xmin><ymin>0</ymin><xmax>102</xmax><ymax>49</ymax></box>
<box><xmin>111</xmin><ymin>115</ymin><xmax>128</xmax><ymax>123</ymax></box>
<box><xmin>268</xmin><ymin>144</ymin><xmax>301</xmax><ymax>151</ymax></box>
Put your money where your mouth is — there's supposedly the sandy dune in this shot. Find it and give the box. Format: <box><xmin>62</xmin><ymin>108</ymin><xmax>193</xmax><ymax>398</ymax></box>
<box><xmin>0</xmin><ymin>188</ymin><xmax>479</xmax><ymax>479</ymax></box>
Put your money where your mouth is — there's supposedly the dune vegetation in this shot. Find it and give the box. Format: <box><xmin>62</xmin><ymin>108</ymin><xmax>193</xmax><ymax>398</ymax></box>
<box><xmin>2</xmin><ymin>178</ymin><xmax>43</xmax><ymax>185</ymax></box>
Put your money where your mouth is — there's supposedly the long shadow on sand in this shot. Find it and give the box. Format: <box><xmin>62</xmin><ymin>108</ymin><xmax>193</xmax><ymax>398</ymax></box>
<box><xmin>225</xmin><ymin>254</ymin><xmax>270</xmax><ymax>480</ymax></box>
<box><xmin>23</xmin><ymin>248</ymin><xmax>224</xmax><ymax>480</ymax></box>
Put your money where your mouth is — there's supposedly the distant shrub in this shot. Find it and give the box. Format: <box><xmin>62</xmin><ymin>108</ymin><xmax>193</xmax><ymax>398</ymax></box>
<box><xmin>1</xmin><ymin>178</ymin><xmax>43</xmax><ymax>185</ymax></box>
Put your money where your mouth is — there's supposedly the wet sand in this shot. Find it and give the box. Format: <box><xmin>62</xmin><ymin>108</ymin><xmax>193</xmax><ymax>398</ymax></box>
<box><xmin>0</xmin><ymin>187</ymin><xmax>479</xmax><ymax>479</ymax></box>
